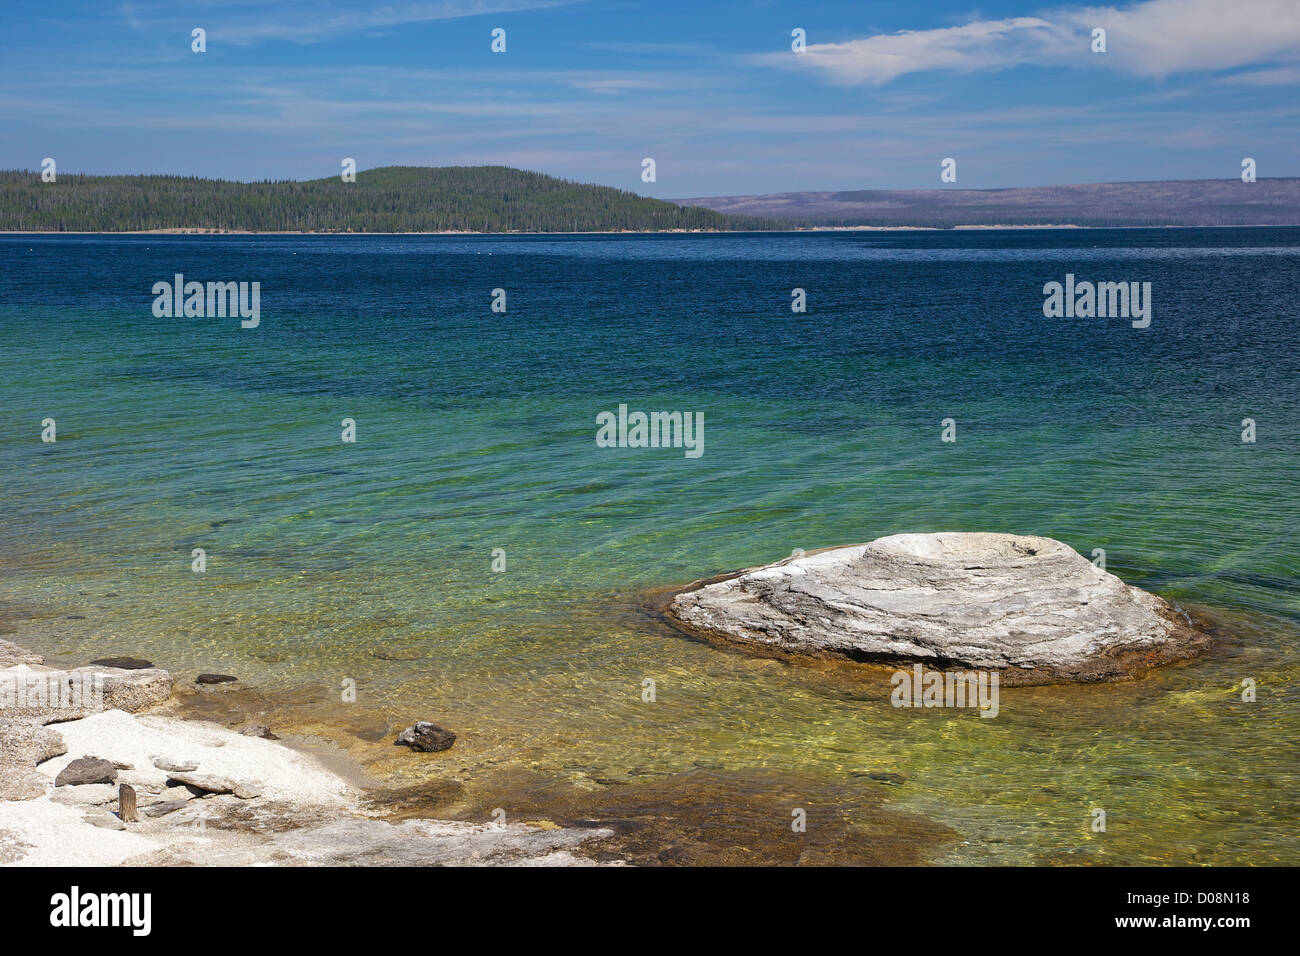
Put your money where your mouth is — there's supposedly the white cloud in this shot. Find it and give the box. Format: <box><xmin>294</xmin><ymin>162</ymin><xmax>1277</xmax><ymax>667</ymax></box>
<box><xmin>1069</xmin><ymin>0</ymin><xmax>1300</xmax><ymax>76</ymax></box>
<box><xmin>764</xmin><ymin>17</ymin><xmax>1069</xmax><ymax>85</ymax></box>
<box><xmin>759</xmin><ymin>0</ymin><xmax>1300</xmax><ymax>85</ymax></box>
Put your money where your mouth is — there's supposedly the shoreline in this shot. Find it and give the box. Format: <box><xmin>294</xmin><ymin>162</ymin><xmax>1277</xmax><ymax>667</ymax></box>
<box><xmin>0</xmin><ymin>638</ymin><xmax>618</xmax><ymax>867</ymax></box>
<box><xmin>0</xmin><ymin>627</ymin><xmax>960</xmax><ymax>867</ymax></box>
<box><xmin>2</xmin><ymin>223</ymin><xmax>1295</xmax><ymax>236</ymax></box>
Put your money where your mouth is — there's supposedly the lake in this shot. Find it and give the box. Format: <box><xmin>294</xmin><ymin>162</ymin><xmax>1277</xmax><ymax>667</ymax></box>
<box><xmin>2</xmin><ymin>229</ymin><xmax>1297</xmax><ymax>864</ymax></box>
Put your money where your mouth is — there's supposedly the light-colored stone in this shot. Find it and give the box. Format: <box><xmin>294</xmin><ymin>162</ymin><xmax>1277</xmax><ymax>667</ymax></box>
<box><xmin>73</xmin><ymin>666</ymin><xmax>173</xmax><ymax>713</ymax></box>
<box><xmin>0</xmin><ymin>661</ymin><xmax>172</xmax><ymax>729</ymax></box>
<box><xmin>165</xmin><ymin>771</ymin><xmax>262</xmax><ymax>799</ymax></box>
<box><xmin>151</xmin><ymin>756</ymin><xmax>198</xmax><ymax>773</ymax></box>
<box><xmin>0</xmin><ymin>719</ymin><xmax>67</xmax><ymax>766</ymax></box>
<box><xmin>50</xmin><ymin>783</ymin><xmax>119</xmax><ymax>806</ymax></box>
<box><xmin>665</xmin><ymin>532</ymin><xmax>1211</xmax><ymax>685</ymax></box>
<box><xmin>117</xmin><ymin>769</ymin><xmax>169</xmax><ymax>793</ymax></box>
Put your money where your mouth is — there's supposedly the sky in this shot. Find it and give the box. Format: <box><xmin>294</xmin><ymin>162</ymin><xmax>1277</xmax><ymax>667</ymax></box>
<box><xmin>1</xmin><ymin>0</ymin><xmax>1298</xmax><ymax>196</ymax></box>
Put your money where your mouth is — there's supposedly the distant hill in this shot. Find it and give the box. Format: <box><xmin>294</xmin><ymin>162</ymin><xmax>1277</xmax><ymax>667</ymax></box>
<box><xmin>0</xmin><ymin>166</ymin><xmax>788</xmax><ymax>233</ymax></box>
<box><xmin>676</xmin><ymin>178</ymin><xmax>1300</xmax><ymax>228</ymax></box>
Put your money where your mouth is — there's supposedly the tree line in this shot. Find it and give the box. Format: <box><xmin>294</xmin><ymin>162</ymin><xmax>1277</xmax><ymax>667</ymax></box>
<box><xmin>0</xmin><ymin>165</ymin><xmax>793</xmax><ymax>233</ymax></box>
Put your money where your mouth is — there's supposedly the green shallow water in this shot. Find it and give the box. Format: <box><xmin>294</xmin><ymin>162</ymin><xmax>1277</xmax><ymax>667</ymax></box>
<box><xmin>1</xmin><ymin>230</ymin><xmax>1297</xmax><ymax>864</ymax></box>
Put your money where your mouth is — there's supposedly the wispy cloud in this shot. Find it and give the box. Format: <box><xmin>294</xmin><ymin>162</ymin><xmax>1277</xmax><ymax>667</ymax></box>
<box><xmin>117</xmin><ymin>0</ymin><xmax>578</xmax><ymax>45</ymax></box>
<box><xmin>757</xmin><ymin>0</ymin><xmax>1300</xmax><ymax>84</ymax></box>
<box><xmin>1220</xmin><ymin>66</ymin><xmax>1300</xmax><ymax>85</ymax></box>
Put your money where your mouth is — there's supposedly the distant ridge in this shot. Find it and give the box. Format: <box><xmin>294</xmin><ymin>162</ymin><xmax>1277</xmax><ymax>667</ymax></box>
<box><xmin>675</xmin><ymin>178</ymin><xmax>1300</xmax><ymax>228</ymax></box>
<box><xmin>4</xmin><ymin>168</ymin><xmax>1296</xmax><ymax>232</ymax></box>
<box><xmin>0</xmin><ymin>165</ymin><xmax>787</xmax><ymax>233</ymax></box>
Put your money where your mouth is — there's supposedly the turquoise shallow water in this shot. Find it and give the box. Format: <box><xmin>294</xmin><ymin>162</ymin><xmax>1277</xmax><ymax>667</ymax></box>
<box><xmin>1</xmin><ymin>229</ymin><xmax>1297</xmax><ymax>863</ymax></box>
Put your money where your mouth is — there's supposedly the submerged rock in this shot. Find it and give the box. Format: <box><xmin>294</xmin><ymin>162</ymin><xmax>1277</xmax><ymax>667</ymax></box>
<box><xmin>395</xmin><ymin>722</ymin><xmax>457</xmax><ymax>753</ymax></box>
<box><xmin>195</xmin><ymin>673</ymin><xmax>238</xmax><ymax>685</ymax></box>
<box><xmin>664</xmin><ymin>533</ymin><xmax>1210</xmax><ymax>685</ymax></box>
<box><xmin>90</xmin><ymin>657</ymin><xmax>154</xmax><ymax>670</ymax></box>
<box><xmin>861</xmin><ymin>772</ymin><xmax>906</xmax><ymax>786</ymax></box>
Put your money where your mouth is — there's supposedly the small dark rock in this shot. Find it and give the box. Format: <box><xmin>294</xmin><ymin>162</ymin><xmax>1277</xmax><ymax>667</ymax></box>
<box><xmin>91</xmin><ymin>657</ymin><xmax>154</xmax><ymax>670</ymax></box>
<box><xmin>55</xmin><ymin>757</ymin><xmax>118</xmax><ymax>788</ymax></box>
<box><xmin>239</xmin><ymin>725</ymin><xmax>279</xmax><ymax>740</ymax></box>
<box><xmin>195</xmin><ymin>674</ymin><xmax>238</xmax><ymax>685</ymax></box>
<box><xmin>395</xmin><ymin>721</ymin><xmax>457</xmax><ymax>753</ymax></box>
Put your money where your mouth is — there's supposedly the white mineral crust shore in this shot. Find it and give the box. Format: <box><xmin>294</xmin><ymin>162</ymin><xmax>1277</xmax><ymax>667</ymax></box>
<box><xmin>0</xmin><ymin>640</ymin><xmax>615</xmax><ymax>866</ymax></box>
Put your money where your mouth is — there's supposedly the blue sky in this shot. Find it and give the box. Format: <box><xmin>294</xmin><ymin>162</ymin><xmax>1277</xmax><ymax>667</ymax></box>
<box><xmin>2</xmin><ymin>0</ymin><xmax>1297</xmax><ymax>196</ymax></box>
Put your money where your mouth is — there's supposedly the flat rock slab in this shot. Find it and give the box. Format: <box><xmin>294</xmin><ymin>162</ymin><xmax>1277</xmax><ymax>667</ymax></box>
<box><xmin>50</xmin><ymin>783</ymin><xmax>119</xmax><ymax>806</ymax></box>
<box><xmin>0</xmin><ymin>663</ymin><xmax>172</xmax><ymax>721</ymax></box>
<box><xmin>73</xmin><ymin>665</ymin><xmax>173</xmax><ymax>713</ymax></box>
<box><xmin>55</xmin><ymin>758</ymin><xmax>119</xmax><ymax>788</ymax></box>
<box><xmin>664</xmin><ymin>533</ymin><xmax>1211</xmax><ymax>685</ymax></box>
<box><xmin>151</xmin><ymin>756</ymin><xmax>199</xmax><ymax>773</ymax></box>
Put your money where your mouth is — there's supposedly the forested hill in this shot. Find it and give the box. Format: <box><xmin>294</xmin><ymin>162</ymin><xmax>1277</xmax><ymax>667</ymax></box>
<box><xmin>0</xmin><ymin>166</ymin><xmax>789</xmax><ymax>233</ymax></box>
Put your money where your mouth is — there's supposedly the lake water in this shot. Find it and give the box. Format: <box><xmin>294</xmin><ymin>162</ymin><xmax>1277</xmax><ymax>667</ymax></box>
<box><xmin>2</xmin><ymin>229</ymin><xmax>1297</xmax><ymax>864</ymax></box>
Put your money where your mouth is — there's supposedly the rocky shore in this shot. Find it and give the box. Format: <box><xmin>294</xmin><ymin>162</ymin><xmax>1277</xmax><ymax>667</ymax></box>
<box><xmin>664</xmin><ymin>532</ymin><xmax>1212</xmax><ymax>685</ymax></box>
<box><xmin>0</xmin><ymin>639</ymin><xmax>614</xmax><ymax>866</ymax></box>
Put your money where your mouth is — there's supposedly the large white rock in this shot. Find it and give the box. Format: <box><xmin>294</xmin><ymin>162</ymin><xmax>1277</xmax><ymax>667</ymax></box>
<box><xmin>664</xmin><ymin>533</ymin><xmax>1210</xmax><ymax>684</ymax></box>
